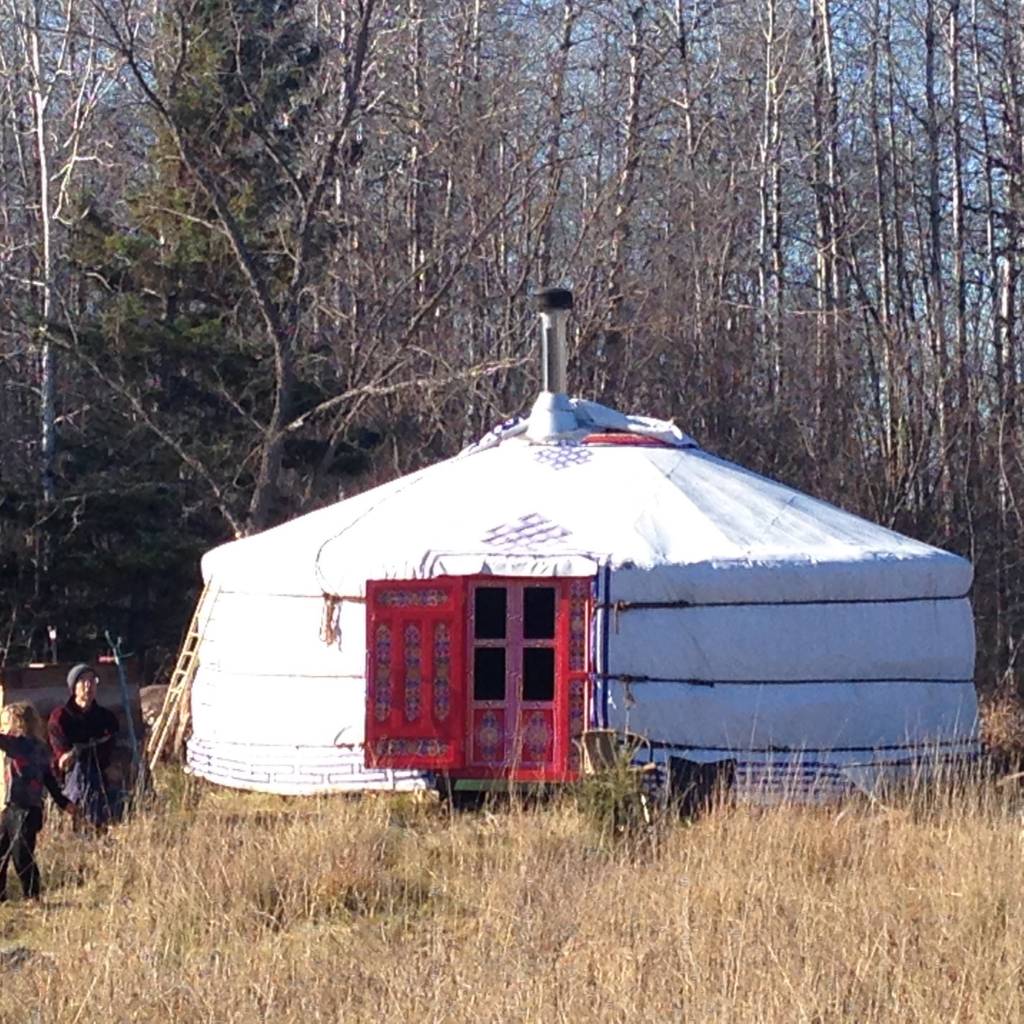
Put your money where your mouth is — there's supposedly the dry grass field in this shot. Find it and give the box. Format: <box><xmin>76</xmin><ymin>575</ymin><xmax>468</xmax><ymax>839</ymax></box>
<box><xmin>1</xmin><ymin>765</ymin><xmax>1023</xmax><ymax>1024</ymax></box>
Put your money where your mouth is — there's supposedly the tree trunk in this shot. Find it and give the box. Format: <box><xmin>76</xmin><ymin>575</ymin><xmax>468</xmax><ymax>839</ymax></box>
<box><xmin>602</xmin><ymin>3</ymin><xmax>645</xmax><ymax>404</ymax></box>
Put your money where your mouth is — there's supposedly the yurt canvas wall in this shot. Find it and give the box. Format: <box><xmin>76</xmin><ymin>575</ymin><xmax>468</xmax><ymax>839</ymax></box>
<box><xmin>189</xmin><ymin>483</ymin><xmax>432</xmax><ymax>793</ymax></box>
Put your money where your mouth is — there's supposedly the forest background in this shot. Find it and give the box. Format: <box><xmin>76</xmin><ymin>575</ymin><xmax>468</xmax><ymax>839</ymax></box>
<box><xmin>0</xmin><ymin>0</ymin><xmax>1020</xmax><ymax>698</ymax></box>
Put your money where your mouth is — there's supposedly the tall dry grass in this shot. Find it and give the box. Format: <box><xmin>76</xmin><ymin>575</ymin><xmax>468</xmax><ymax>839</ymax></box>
<box><xmin>1</xmin><ymin>768</ymin><xmax>1023</xmax><ymax>1023</ymax></box>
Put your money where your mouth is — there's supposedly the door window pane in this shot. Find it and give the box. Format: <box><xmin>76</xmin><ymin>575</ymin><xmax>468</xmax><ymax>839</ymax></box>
<box><xmin>523</xmin><ymin>587</ymin><xmax>556</xmax><ymax>639</ymax></box>
<box><xmin>474</xmin><ymin>587</ymin><xmax>507</xmax><ymax>639</ymax></box>
<box><xmin>473</xmin><ymin>647</ymin><xmax>506</xmax><ymax>701</ymax></box>
<box><xmin>522</xmin><ymin>648</ymin><xmax>555</xmax><ymax>702</ymax></box>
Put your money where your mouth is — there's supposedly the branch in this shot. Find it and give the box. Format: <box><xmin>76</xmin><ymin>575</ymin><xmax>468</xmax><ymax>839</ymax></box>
<box><xmin>282</xmin><ymin>357</ymin><xmax>530</xmax><ymax>437</ymax></box>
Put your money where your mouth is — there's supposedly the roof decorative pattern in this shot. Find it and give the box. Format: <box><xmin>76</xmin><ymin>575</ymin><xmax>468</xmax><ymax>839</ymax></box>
<box><xmin>532</xmin><ymin>444</ymin><xmax>593</xmax><ymax>470</ymax></box>
<box><xmin>480</xmin><ymin>513</ymin><xmax>573</xmax><ymax>550</ymax></box>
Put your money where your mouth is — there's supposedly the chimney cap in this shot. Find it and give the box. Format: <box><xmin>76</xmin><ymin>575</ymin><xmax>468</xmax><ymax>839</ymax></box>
<box><xmin>532</xmin><ymin>287</ymin><xmax>573</xmax><ymax>312</ymax></box>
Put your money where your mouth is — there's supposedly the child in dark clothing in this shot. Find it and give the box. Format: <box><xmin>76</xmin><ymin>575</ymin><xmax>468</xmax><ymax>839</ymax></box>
<box><xmin>0</xmin><ymin>702</ymin><xmax>74</xmax><ymax>900</ymax></box>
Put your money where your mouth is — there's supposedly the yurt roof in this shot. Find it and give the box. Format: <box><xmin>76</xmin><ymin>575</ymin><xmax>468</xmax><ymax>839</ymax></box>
<box><xmin>202</xmin><ymin>398</ymin><xmax>971</xmax><ymax>604</ymax></box>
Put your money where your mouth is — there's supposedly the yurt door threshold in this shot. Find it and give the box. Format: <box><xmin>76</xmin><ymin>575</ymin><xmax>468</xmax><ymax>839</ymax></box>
<box><xmin>365</xmin><ymin>576</ymin><xmax>591</xmax><ymax>783</ymax></box>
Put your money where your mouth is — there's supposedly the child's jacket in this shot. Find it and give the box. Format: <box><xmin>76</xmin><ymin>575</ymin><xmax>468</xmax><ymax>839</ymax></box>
<box><xmin>0</xmin><ymin>734</ymin><xmax>71</xmax><ymax>811</ymax></box>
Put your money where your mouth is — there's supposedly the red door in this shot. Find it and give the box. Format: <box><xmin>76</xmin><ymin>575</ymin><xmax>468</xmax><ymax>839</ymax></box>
<box><xmin>364</xmin><ymin>578</ymin><xmax>466</xmax><ymax>770</ymax></box>
<box><xmin>364</xmin><ymin>575</ymin><xmax>590</xmax><ymax>781</ymax></box>
<box><xmin>464</xmin><ymin>578</ymin><xmax>590</xmax><ymax>782</ymax></box>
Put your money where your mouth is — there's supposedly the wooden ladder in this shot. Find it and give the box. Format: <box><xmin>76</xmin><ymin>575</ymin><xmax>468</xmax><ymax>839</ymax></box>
<box><xmin>147</xmin><ymin>581</ymin><xmax>218</xmax><ymax>770</ymax></box>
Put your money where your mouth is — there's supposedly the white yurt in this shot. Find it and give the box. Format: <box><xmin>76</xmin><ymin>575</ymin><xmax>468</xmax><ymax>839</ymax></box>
<box><xmin>184</xmin><ymin>290</ymin><xmax>978</xmax><ymax>800</ymax></box>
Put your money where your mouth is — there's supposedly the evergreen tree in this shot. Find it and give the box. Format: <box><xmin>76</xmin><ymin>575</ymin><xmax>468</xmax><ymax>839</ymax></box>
<box><xmin>4</xmin><ymin>0</ymin><xmax>331</xmax><ymax>663</ymax></box>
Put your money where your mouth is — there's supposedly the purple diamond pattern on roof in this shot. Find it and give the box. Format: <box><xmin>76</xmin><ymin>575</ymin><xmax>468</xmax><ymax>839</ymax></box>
<box><xmin>533</xmin><ymin>444</ymin><xmax>593</xmax><ymax>470</ymax></box>
<box><xmin>481</xmin><ymin>513</ymin><xmax>572</xmax><ymax>550</ymax></box>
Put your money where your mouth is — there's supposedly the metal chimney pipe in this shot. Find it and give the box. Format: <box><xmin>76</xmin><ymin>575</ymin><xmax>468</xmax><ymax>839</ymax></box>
<box><xmin>533</xmin><ymin>287</ymin><xmax>573</xmax><ymax>394</ymax></box>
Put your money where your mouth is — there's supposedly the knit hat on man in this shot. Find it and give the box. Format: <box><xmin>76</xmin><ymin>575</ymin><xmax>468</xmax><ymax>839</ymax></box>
<box><xmin>67</xmin><ymin>663</ymin><xmax>95</xmax><ymax>692</ymax></box>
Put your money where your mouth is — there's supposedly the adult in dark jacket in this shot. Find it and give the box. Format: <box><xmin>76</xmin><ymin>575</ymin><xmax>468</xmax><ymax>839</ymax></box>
<box><xmin>48</xmin><ymin>663</ymin><xmax>121</xmax><ymax>826</ymax></box>
<box><xmin>0</xmin><ymin>702</ymin><xmax>73</xmax><ymax>900</ymax></box>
